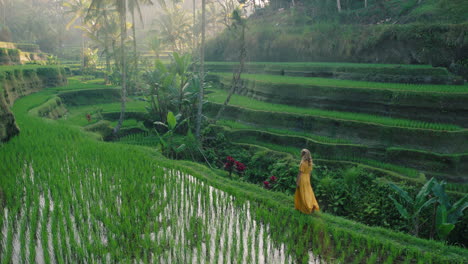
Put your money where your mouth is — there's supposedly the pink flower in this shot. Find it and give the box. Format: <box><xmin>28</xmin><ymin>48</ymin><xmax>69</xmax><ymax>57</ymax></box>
<box><xmin>263</xmin><ymin>181</ymin><xmax>270</xmax><ymax>186</ymax></box>
<box><xmin>269</xmin><ymin>176</ymin><xmax>277</xmax><ymax>182</ymax></box>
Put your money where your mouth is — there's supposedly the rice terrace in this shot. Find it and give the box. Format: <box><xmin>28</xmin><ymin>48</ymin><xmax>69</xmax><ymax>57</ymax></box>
<box><xmin>0</xmin><ymin>0</ymin><xmax>467</xmax><ymax>263</ymax></box>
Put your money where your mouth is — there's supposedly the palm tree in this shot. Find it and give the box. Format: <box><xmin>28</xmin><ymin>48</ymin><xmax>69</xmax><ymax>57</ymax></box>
<box><xmin>128</xmin><ymin>0</ymin><xmax>153</xmax><ymax>87</ymax></box>
<box><xmin>157</xmin><ymin>6</ymin><xmax>192</xmax><ymax>53</ymax></box>
<box><xmin>195</xmin><ymin>0</ymin><xmax>206</xmax><ymax>138</ymax></box>
<box><xmin>63</xmin><ymin>0</ymin><xmax>92</xmax><ymax>73</ymax></box>
<box><xmin>88</xmin><ymin>0</ymin><xmax>129</xmax><ymax>135</ymax></box>
<box><xmin>82</xmin><ymin>6</ymin><xmax>120</xmax><ymax>84</ymax></box>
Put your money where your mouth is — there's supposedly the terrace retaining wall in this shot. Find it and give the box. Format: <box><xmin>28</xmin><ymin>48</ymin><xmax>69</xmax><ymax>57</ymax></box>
<box><xmin>215</xmin><ymin>75</ymin><xmax>468</xmax><ymax>127</ymax></box>
<box><xmin>205</xmin><ymin>102</ymin><xmax>468</xmax><ymax>154</ymax></box>
<box><xmin>206</xmin><ymin>63</ymin><xmax>455</xmax><ymax>84</ymax></box>
<box><xmin>0</xmin><ymin>66</ymin><xmax>67</xmax><ymax>142</ymax></box>
<box><xmin>221</xmin><ymin>127</ymin><xmax>467</xmax><ymax>182</ymax></box>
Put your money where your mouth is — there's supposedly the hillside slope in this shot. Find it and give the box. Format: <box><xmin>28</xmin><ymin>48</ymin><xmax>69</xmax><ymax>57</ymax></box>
<box><xmin>206</xmin><ymin>0</ymin><xmax>468</xmax><ymax>76</ymax></box>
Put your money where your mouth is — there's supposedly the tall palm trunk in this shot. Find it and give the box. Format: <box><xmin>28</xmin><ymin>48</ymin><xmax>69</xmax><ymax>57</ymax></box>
<box><xmin>131</xmin><ymin>9</ymin><xmax>138</xmax><ymax>93</ymax></box>
<box><xmin>103</xmin><ymin>9</ymin><xmax>111</xmax><ymax>85</ymax></box>
<box><xmin>114</xmin><ymin>0</ymin><xmax>127</xmax><ymax>135</ymax></box>
<box><xmin>192</xmin><ymin>0</ymin><xmax>196</xmax><ymax>72</ymax></box>
<box><xmin>215</xmin><ymin>24</ymin><xmax>246</xmax><ymax>122</ymax></box>
<box><xmin>104</xmin><ymin>37</ymin><xmax>111</xmax><ymax>84</ymax></box>
<box><xmin>81</xmin><ymin>17</ymin><xmax>86</xmax><ymax>73</ymax></box>
<box><xmin>195</xmin><ymin>0</ymin><xmax>205</xmax><ymax>138</ymax></box>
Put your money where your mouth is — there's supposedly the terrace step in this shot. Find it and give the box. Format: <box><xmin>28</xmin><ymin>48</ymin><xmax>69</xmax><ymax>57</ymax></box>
<box><xmin>205</xmin><ymin>62</ymin><xmax>456</xmax><ymax>84</ymax></box>
<box><xmin>233</xmin><ymin>142</ymin><xmax>466</xmax><ymax>197</ymax></box>
<box><xmin>205</xmin><ymin>102</ymin><xmax>468</xmax><ymax>154</ymax></box>
<box><xmin>211</xmin><ymin>125</ymin><xmax>467</xmax><ymax>183</ymax></box>
<box><xmin>211</xmin><ymin>73</ymin><xmax>468</xmax><ymax>127</ymax></box>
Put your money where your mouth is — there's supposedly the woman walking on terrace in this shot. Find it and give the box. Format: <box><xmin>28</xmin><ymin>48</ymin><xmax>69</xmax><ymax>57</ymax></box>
<box><xmin>295</xmin><ymin>149</ymin><xmax>320</xmax><ymax>214</ymax></box>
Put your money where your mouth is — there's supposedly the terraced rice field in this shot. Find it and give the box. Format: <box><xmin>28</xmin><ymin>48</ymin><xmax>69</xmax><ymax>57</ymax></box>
<box><xmin>212</xmin><ymin>72</ymin><xmax>468</xmax><ymax>93</ymax></box>
<box><xmin>2</xmin><ymin>67</ymin><xmax>467</xmax><ymax>263</ymax></box>
<box><xmin>207</xmin><ymin>88</ymin><xmax>464</xmax><ymax>131</ymax></box>
<box><xmin>1</xmin><ymin>164</ymin><xmax>317</xmax><ymax>263</ymax></box>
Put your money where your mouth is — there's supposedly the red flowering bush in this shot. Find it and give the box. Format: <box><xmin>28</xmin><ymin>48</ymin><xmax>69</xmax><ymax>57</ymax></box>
<box><xmin>224</xmin><ymin>156</ymin><xmax>246</xmax><ymax>177</ymax></box>
<box><xmin>263</xmin><ymin>176</ymin><xmax>278</xmax><ymax>190</ymax></box>
<box><xmin>235</xmin><ymin>161</ymin><xmax>246</xmax><ymax>173</ymax></box>
<box><xmin>224</xmin><ymin>156</ymin><xmax>235</xmax><ymax>170</ymax></box>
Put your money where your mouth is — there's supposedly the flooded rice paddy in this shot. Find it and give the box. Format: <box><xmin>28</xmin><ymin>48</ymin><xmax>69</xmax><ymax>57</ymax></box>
<box><xmin>1</xmin><ymin>163</ymin><xmax>321</xmax><ymax>263</ymax></box>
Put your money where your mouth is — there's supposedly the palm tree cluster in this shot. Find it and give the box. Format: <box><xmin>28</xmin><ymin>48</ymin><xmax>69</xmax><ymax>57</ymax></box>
<box><xmin>62</xmin><ymin>0</ymin><xmax>246</xmax><ymax>137</ymax></box>
<box><xmin>64</xmin><ymin>0</ymin><xmax>155</xmax><ymax>134</ymax></box>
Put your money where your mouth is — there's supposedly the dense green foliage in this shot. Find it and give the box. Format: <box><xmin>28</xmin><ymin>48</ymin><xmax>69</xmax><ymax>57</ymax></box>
<box><xmin>200</xmin><ymin>125</ymin><xmax>467</xmax><ymax>245</ymax></box>
<box><xmin>267</xmin><ymin>0</ymin><xmax>468</xmax><ymax>24</ymax></box>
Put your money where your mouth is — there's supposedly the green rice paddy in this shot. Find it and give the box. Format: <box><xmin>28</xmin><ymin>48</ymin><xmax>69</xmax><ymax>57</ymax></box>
<box><xmin>213</xmin><ymin>72</ymin><xmax>468</xmax><ymax>93</ymax></box>
<box><xmin>207</xmin><ymin>88</ymin><xmax>464</xmax><ymax>131</ymax></box>
<box><xmin>1</xmin><ymin>67</ymin><xmax>467</xmax><ymax>263</ymax></box>
<box><xmin>217</xmin><ymin>120</ymin><xmax>351</xmax><ymax>144</ymax></box>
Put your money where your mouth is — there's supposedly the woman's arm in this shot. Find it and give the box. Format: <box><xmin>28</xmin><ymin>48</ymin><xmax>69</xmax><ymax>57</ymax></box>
<box><xmin>296</xmin><ymin>171</ymin><xmax>301</xmax><ymax>188</ymax></box>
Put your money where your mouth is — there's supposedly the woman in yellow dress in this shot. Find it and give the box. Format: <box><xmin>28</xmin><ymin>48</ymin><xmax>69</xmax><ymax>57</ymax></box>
<box><xmin>294</xmin><ymin>149</ymin><xmax>320</xmax><ymax>214</ymax></box>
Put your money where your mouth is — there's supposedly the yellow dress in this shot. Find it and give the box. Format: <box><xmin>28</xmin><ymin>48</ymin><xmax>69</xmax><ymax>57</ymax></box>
<box><xmin>294</xmin><ymin>161</ymin><xmax>320</xmax><ymax>214</ymax></box>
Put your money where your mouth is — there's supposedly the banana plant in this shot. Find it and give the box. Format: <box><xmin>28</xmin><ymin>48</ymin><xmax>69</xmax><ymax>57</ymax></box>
<box><xmin>171</xmin><ymin>52</ymin><xmax>193</xmax><ymax>114</ymax></box>
<box><xmin>154</xmin><ymin>111</ymin><xmax>187</xmax><ymax>159</ymax></box>
<box><xmin>431</xmin><ymin>179</ymin><xmax>468</xmax><ymax>241</ymax></box>
<box><xmin>388</xmin><ymin>178</ymin><xmax>437</xmax><ymax>236</ymax></box>
<box><xmin>143</xmin><ymin>60</ymin><xmax>176</xmax><ymax>123</ymax></box>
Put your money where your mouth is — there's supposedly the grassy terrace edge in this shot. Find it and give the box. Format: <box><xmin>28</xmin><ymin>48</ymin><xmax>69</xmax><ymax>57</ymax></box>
<box><xmin>1</xmin><ymin>86</ymin><xmax>466</xmax><ymax>263</ymax></box>
<box><xmin>204</xmin><ymin>102</ymin><xmax>468</xmax><ymax>156</ymax></box>
<box><xmin>206</xmin><ymin>88</ymin><xmax>464</xmax><ymax>131</ymax></box>
<box><xmin>211</xmin><ymin>72</ymin><xmax>468</xmax><ymax>93</ymax></box>
<box><xmin>212</xmin><ymin>124</ymin><xmax>467</xmax><ymax>181</ymax></box>
<box><xmin>205</xmin><ymin>61</ymin><xmax>452</xmax><ymax>76</ymax></box>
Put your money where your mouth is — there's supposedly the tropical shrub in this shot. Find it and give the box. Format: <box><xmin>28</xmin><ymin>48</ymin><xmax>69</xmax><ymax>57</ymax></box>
<box><xmin>431</xmin><ymin>179</ymin><xmax>468</xmax><ymax>241</ymax></box>
<box><xmin>143</xmin><ymin>53</ymin><xmax>200</xmax><ymax>126</ymax></box>
<box><xmin>388</xmin><ymin>178</ymin><xmax>437</xmax><ymax>236</ymax></box>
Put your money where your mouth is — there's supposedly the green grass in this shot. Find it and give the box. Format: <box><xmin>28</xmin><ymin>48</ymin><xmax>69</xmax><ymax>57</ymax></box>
<box><xmin>206</xmin><ymin>61</ymin><xmax>439</xmax><ymax>69</ymax></box>
<box><xmin>1</xmin><ymin>77</ymin><xmax>467</xmax><ymax>263</ymax></box>
<box><xmin>207</xmin><ymin>88</ymin><xmax>464</xmax><ymax>131</ymax></box>
<box><xmin>49</xmin><ymin>77</ymin><xmax>109</xmax><ymax>91</ymax></box>
<box><xmin>116</xmin><ymin>132</ymin><xmax>160</xmax><ymax>147</ymax></box>
<box><xmin>0</xmin><ymin>65</ymin><xmax>63</xmax><ymax>71</ymax></box>
<box><xmin>217</xmin><ymin>119</ymin><xmax>351</xmax><ymax>144</ymax></box>
<box><xmin>60</xmin><ymin>101</ymin><xmax>146</xmax><ymax>127</ymax></box>
<box><xmin>213</xmin><ymin>72</ymin><xmax>468</xmax><ymax>93</ymax></box>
